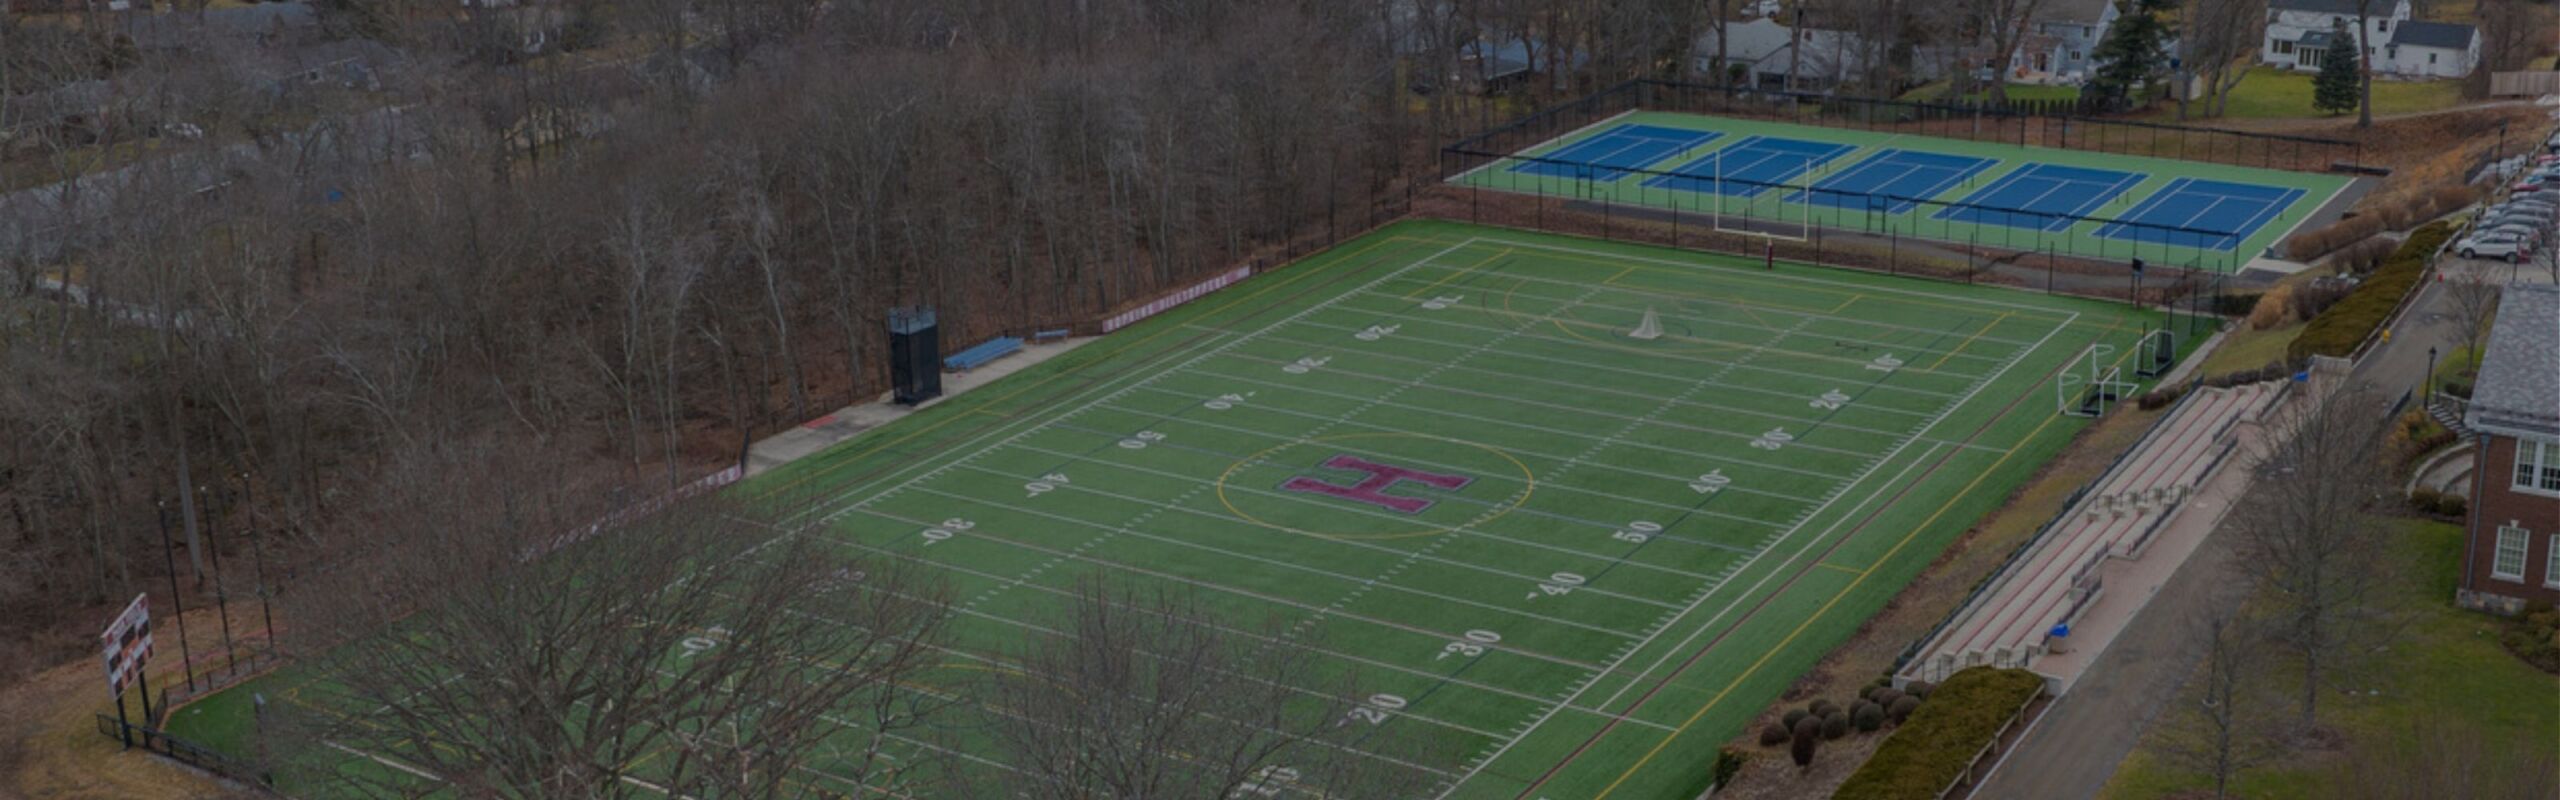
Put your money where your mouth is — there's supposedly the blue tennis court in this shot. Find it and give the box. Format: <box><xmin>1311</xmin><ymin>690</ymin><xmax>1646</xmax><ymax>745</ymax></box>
<box><xmin>1642</xmin><ymin>136</ymin><xmax>1858</xmax><ymax>197</ymax></box>
<box><xmin>2093</xmin><ymin>178</ymin><xmax>2308</xmax><ymax>251</ymax></box>
<box><xmin>1932</xmin><ymin>164</ymin><xmax>2145</xmax><ymax>232</ymax></box>
<box><xmin>1509</xmin><ymin>124</ymin><xmax>1721</xmax><ymax>182</ymax></box>
<box><xmin>1788</xmin><ymin>149</ymin><xmax>1996</xmax><ymax>213</ymax></box>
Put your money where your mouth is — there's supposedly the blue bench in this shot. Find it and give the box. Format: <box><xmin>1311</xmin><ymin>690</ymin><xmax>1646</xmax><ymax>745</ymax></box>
<box><xmin>1033</xmin><ymin>328</ymin><xmax>1070</xmax><ymax>343</ymax></box>
<box><xmin>944</xmin><ymin>336</ymin><xmax>1023</xmax><ymax>372</ymax></box>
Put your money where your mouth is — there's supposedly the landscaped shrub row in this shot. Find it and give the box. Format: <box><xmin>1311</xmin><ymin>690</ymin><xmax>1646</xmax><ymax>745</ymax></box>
<box><xmin>2286</xmin><ymin>222</ymin><xmax>2457</xmax><ymax>361</ymax></box>
<box><xmin>1831</xmin><ymin>668</ymin><xmax>2044</xmax><ymax>800</ymax></box>
<box><xmin>2322</xmin><ymin>235</ymin><xmax>2398</xmax><ymax>276</ymax></box>
<box><xmin>2283</xmin><ymin>213</ymin><xmax>2387</xmax><ymax>261</ymax></box>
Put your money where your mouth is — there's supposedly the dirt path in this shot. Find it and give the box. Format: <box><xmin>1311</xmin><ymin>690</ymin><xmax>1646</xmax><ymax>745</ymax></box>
<box><xmin>0</xmin><ymin>652</ymin><xmax>233</xmax><ymax>800</ymax></box>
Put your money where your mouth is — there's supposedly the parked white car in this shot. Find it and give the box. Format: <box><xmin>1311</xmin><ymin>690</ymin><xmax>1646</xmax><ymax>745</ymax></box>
<box><xmin>2457</xmin><ymin>230</ymin><xmax>2534</xmax><ymax>262</ymax></box>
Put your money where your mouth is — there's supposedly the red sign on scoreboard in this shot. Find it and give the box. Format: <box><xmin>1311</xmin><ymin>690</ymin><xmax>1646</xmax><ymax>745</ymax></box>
<box><xmin>100</xmin><ymin>593</ymin><xmax>152</xmax><ymax>695</ymax></box>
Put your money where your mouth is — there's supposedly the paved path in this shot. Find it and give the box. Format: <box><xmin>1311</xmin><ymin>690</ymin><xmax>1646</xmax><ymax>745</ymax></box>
<box><xmin>1974</xmin><ymin>270</ymin><xmax>2471</xmax><ymax>798</ymax></box>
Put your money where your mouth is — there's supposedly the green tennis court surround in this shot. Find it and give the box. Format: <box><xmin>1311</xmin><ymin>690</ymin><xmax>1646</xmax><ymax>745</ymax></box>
<box><xmin>1458</xmin><ymin>111</ymin><xmax>2352</xmax><ymax>270</ymax></box>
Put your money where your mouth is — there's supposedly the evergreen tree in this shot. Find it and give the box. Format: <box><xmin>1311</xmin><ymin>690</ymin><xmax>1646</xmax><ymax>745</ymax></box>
<box><xmin>2087</xmin><ymin>0</ymin><xmax>2175</xmax><ymax>106</ymax></box>
<box><xmin>2313</xmin><ymin>29</ymin><xmax>2362</xmax><ymax>115</ymax></box>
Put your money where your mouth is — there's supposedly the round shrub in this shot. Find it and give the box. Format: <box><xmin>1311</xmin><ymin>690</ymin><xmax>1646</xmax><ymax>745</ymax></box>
<box><xmin>1792</xmin><ymin>715</ymin><xmax>1823</xmax><ymax>742</ymax></box>
<box><xmin>1888</xmin><ymin>695</ymin><xmax>1922</xmax><ymax>723</ymax></box>
<box><xmin>1822</xmin><ymin>712</ymin><xmax>1851</xmax><ymax>740</ymax></box>
<box><xmin>1853</xmin><ymin>703</ymin><xmax>1886</xmax><ymax>732</ymax></box>
<box><xmin>1872</xmin><ymin>688</ymin><xmax>1904</xmax><ymax>708</ymax></box>
<box><xmin>1858</xmin><ymin>684</ymin><xmax>1880</xmax><ymax>701</ymax></box>
<box><xmin>1760</xmin><ymin>721</ymin><xmax>1790</xmax><ymax>746</ymax></box>
<box><xmin>1783</xmin><ymin>708</ymin><xmax>1810</xmax><ymax>728</ymax></box>
<box><xmin>1810</xmin><ymin>699</ymin><xmax>1839</xmax><ymax>716</ymax></box>
<box><xmin>1791</xmin><ymin>723</ymin><xmax>1821</xmax><ymax>767</ymax></box>
<box><xmin>1906</xmin><ymin>680</ymin><xmax>1934</xmax><ymax>699</ymax></box>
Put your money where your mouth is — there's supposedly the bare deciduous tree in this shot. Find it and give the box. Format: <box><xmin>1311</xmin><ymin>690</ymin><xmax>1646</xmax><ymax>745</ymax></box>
<box><xmin>2154</xmin><ymin>605</ymin><xmax>2279</xmax><ymax>799</ymax></box>
<box><xmin>2228</xmin><ymin>387</ymin><xmax>2400</xmax><ymax>728</ymax></box>
<box><xmin>976</xmin><ymin>579</ymin><xmax>1441</xmax><ymax>799</ymax></box>
<box><xmin>2440</xmin><ymin>272</ymin><xmax>2501</xmax><ymax>370</ymax></box>
<box><xmin>273</xmin><ymin>440</ymin><xmax>950</xmax><ymax>798</ymax></box>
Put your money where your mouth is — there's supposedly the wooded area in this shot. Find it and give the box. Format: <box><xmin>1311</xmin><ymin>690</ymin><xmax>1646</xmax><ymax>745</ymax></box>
<box><xmin>0</xmin><ymin>0</ymin><xmax>1721</xmax><ymax>679</ymax></box>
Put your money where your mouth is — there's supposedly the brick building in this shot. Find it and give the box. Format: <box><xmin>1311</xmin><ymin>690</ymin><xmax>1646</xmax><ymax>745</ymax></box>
<box><xmin>2458</xmin><ymin>284</ymin><xmax>2560</xmax><ymax>614</ymax></box>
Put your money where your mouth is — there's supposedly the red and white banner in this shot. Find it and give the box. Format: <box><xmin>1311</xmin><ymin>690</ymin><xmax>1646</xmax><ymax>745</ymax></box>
<box><xmin>1102</xmin><ymin>266</ymin><xmax>1253</xmax><ymax>333</ymax></box>
<box><xmin>101</xmin><ymin>593</ymin><xmax>152</xmax><ymax>695</ymax></box>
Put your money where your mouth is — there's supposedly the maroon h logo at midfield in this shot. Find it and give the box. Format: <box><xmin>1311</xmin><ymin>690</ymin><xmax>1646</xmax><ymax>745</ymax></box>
<box><xmin>1280</xmin><ymin>455</ymin><xmax>1473</xmax><ymax>514</ymax></box>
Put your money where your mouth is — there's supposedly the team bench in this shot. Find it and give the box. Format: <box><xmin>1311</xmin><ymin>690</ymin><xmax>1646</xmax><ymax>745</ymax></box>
<box><xmin>943</xmin><ymin>336</ymin><xmax>1023</xmax><ymax>372</ymax></box>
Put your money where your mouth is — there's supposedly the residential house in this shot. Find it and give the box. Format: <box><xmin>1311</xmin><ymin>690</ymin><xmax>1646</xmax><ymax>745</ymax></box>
<box><xmin>2457</xmin><ymin>284</ymin><xmax>2560</xmax><ymax>614</ymax></box>
<box><xmin>2261</xmin><ymin>0</ymin><xmax>2478</xmax><ymax>78</ymax></box>
<box><xmin>1694</xmin><ymin>17</ymin><xmax>1866</xmax><ymax>92</ymax></box>
<box><xmin>2010</xmin><ymin>0</ymin><xmax>2119</xmax><ymax>83</ymax></box>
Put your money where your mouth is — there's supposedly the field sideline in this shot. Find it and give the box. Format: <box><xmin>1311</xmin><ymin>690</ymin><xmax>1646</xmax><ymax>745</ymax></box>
<box><xmin>169</xmin><ymin>219</ymin><xmax>2185</xmax><ymax>798</ymax></box>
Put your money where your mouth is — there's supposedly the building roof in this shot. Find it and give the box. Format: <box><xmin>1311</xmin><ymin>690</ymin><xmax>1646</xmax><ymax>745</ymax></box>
<box><xmin>2298</xmin><ymin>29</ymin><xmax>2342</xmax><ymax>50</ymax></box>
<box><xmin>2467</xmin><ymin>284</ymin><xmax>2560</xmax><ymax>439</ymax></box>
<box><xmin>2035</xmin><ymin>0</ymin><xmax>2115</xmax><ymax>25</ymax></box>
<box><xmin>2270</xmin><ymin>0</ymin><xmax>2375</xmax><ymax>15</ymax></box>
<box><xmin>2390</xmin><ymin>20</ymin><xmax>2476</xmax><ymax>50</ymax></box>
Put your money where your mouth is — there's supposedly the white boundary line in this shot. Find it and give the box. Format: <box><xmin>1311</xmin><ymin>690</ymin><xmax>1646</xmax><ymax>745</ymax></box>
<box><xmin>1436</xmin><ymin>305</ymin><xmax>2079</xmax><ymax>796</ymax></box>
<box><xmin>1447</xmin><ymin>108</ymin><xmax>1643</xmax><ymax>185</ymax></box>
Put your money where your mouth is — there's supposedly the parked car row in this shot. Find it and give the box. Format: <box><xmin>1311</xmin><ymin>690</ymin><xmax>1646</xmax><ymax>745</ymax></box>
<box><xmin>2460</xmin><ymin>190</ymin><xmax>2559</xmax><ymax>262</ymax></box>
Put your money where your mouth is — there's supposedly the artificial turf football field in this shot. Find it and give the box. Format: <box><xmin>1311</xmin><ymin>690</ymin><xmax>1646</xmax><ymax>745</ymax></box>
<box><xmin>167</xmin><ymin>219</ymin><xmax>2183</xmax><ymax>798</ymax></box>
<box><xmin>1456</xmin><ymin>110</ymin><xmax>2353</xmax><ymax>271</ymax></box>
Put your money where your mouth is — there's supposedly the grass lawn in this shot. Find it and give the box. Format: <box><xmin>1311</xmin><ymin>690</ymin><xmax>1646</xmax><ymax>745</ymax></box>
<box><xmin>1897</xmin><ymin>81</ymin><xmax>2081</xmax><ymax>103</ymax></box>
<box><xmin>2101</xmin><ymin>518</ymin><xmax>2560</xmax><ymax>798</ymax></box>
<box><xmin>2196</xmin><ymin>319</ymin><xmax>2303</xmax><ymax>377</ymax></box>
<box><xmin>2211</xmin><ymin>67</ymin><xmax>2465</xmax><ymax>120</ymax></box>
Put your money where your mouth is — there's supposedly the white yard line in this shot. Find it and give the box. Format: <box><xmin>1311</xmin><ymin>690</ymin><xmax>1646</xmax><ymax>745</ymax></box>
<box><xmin>1436</xmin><ymin>306</ymin><xmax>2078</xmax><ymax>796</ymax></box>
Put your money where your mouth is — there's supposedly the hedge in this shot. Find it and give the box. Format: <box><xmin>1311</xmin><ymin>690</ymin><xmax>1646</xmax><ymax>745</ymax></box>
<box><xmin>2286</xmin><ymin>221</ymin><xmax>2457</xmax><ymax>361</ymax></box>
<box><xmin>1831</xmin><ymin>668</ymin><xmax>2044</xmax><ymax>800</ymax></box>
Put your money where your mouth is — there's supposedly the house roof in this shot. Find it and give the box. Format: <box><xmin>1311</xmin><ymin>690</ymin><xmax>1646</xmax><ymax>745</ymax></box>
<box><xmin>2298</xmin><ymin>29</ymin><xmax>2342</xmax><ymax>50</ymax></box>
<box><xmin>2270</xmin><ymin>0</ymin><xmax>2374</xmax><ymax>15</ymax></box>
<box><xmin>2467</xmin><ymin>284</ymin><xmax>2560</xmax><ymax>440</ymax></box>
<box><xmin>2390</xmin><ymin>20</ymin><xmax>2476</xmax><ymax>50</ymax></box>
<box><xmin>2035</xmin><ymin>0</ymin><xmax>2114</xmax><ymax>25</ymax></box>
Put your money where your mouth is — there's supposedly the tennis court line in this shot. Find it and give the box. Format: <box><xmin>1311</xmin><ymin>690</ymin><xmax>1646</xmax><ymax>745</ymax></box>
<box><xmin>1449</xmin><ymin>109</ymin><xmax>1641</xmax><ymax>185</ymax></box>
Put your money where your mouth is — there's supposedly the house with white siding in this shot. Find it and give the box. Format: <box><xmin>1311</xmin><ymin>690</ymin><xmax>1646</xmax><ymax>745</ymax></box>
<box><xmin>2261</xmin><ymin>0</ymin><xmax>2477</xmax><ymax>78</ymax></box>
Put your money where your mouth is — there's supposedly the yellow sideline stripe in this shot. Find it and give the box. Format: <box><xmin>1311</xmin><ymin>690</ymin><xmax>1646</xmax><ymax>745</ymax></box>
<box><xmin>1589</xmin><ymin>319</ymin><xmax>2143</xmax><ymax>798</ymax></box>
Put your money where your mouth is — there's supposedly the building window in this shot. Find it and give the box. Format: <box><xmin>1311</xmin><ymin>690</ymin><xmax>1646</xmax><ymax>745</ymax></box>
<box><xmin>2549</xmin><ymin>534</ymin><xmax>2560</xmax><ymax>589</ymax></box>
<box><xmin>2516</xmin><ymin>440</ymin><xmax>2560</xmax><ymax>494</ymax></box>
<box><xmin>2378</xmin><ymin>19</ymin><xmax>2389</xmax><ymax>32</ymax></box>
<box><xmin>2429</xmin><ymin>53</ymin><xmax>2439</xmax><ymax>64</ymax></box>
<box><xmin>2275</xmin><ymin>40</ymin><xmax>2294</xmax><ymax>55</ymax></box>
<box><xmin>2071</xmin><ymin>50</ymin><xmax>2083</xmax><ymax>61</ymax></box>
<box><xmin>2494</xmin><ymin>525</ymin><xmax>2529</xmax><ymax>582</ymax></box>
<box><xmin>2083</xmin><ymin>26</ymin><xmax>2093</xmax><ymax>37</ymax></box>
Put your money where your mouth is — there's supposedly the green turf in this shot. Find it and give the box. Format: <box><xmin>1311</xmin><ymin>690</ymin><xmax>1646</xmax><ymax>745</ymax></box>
<box><xmin>1454</xmin><ymin>110</ymin><xmax>2353</xmax><ymax>271</ymax></box>
<box><xmin>166</xmin><ymin>219</ymin><xmax>2187</xmax><ymax>798</ymax></box>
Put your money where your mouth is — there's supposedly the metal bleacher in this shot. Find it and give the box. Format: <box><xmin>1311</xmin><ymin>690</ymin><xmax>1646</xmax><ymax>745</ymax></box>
<box><xmin>1899</xmin><ymin>381</ymin><xmax>2278</xmax><ymax>684</ymax></box>
<box><xmin>943</xmin><ymin>336</ymin><xmax>1024</xmax><ymax>372</ymax></box>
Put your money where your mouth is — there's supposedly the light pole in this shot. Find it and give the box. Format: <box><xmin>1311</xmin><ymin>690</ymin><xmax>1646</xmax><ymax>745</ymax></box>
<box><xmin>2425</xmin><ymin>345</ymin><xmax>2439</xmax><ymax>407</ymax></box>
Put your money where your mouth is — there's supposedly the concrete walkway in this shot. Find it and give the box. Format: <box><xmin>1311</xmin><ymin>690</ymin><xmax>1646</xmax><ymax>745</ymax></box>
<box><xmin>743</xmin><ymin>337</ymin><xmax>1094</xmax><ymax>477</ymax></box>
